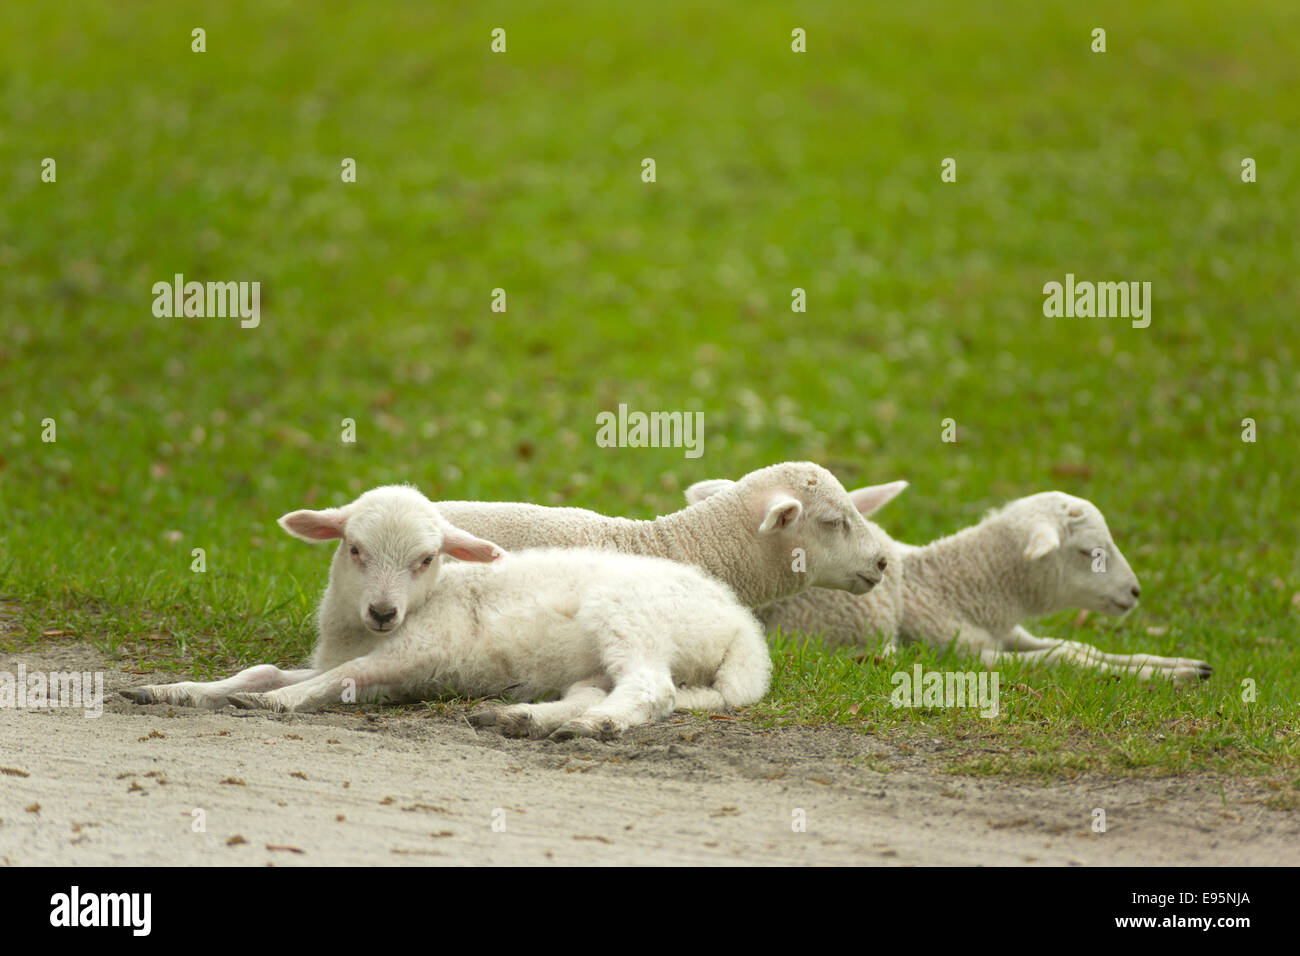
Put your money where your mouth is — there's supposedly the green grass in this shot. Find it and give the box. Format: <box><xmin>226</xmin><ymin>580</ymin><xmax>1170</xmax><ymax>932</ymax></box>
<box><xmin>757</xmin><ymin>633</ymin><xmax>1299</xmax><ymax>780</ymax></box>
<box><xmin>1</xmin><ymin>0</ymin><xmax>1298</xmax><ymax>778</ymax></box>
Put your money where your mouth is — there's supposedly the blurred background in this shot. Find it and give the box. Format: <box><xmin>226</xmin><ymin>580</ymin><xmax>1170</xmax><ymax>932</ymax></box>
<box><xmin>1</xmin><ymin>1</ymin><xmax>1296</xmax><ymax>672</ymax></box>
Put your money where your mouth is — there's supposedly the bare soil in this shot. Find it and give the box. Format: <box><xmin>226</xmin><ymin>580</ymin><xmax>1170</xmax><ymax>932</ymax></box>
<box><xmin>1</xmin><ymin>643</ymin><xmax>1295</xmax><ymax>866</ymax></box>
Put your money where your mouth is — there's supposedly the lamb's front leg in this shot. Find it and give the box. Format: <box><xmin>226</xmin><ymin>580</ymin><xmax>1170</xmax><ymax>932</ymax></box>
<box><xmin>988</xmin><ymin>626</ymin><xmax>1211</xmax><ymax>683</ymax></box>
<box><xmin>472</xmin><ymin>677</ymin><xmax>612</xmax><ymax>738</ymax></box>
<box><xmin>552</xmin><ymin>665</ymin><xmax>675</xmax><ymax>740</ymax></box>
<box><xmin>122</xmin><ymin>664</ymin><xmax>319</xmax><ymax>708</ymax></box>
<box><xmin>228</xmin><ymin>651</ymin><xmax>419</xmax><ymax>713</ymax></box>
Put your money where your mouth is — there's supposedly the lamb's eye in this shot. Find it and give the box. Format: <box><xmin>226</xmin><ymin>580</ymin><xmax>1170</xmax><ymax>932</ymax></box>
<box><xmin>350</xmin><ymin>545</ymin><xmax>360</xmax><ymax>556</ymax></box>
<box><xmin>421</xmin><ymin>555</ymin><xmax>435</xmax><ymax>566</ymax></box>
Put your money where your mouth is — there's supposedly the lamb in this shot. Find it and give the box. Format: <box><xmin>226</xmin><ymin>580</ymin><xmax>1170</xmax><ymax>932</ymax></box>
<box><xmin>433</xmin><ymin>462</ymin><xmax>903</xmax><ymax>608</ymax></box>
<box><xmin>708</xmin><ymin>485</ymin><xmax>1213</xmax><ymax>684</ymax></box>
<box><xmin>123</xmin><ymin>486</ymin><xmax>771</xmax><ymax>739</ymax></box>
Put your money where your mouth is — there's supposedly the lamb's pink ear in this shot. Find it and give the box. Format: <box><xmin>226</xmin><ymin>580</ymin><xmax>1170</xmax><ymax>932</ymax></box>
<box><xmin>438</xmin><ymin>526</ymin><xmax>505</xmax><ymax>563</ymax></box>
<box><xmin>685</xmin><ymin>478</ymin><xmax>734</xmax><ymax>505</ymax></box>
<box><xmin>849</xmin><ymin>480</ymin><xmax>908</xmax><ymax>516</ymax></box>
<box><xmin>758</xmin><ymin>495</ymin><xmax>802</xmax><ymax>533</ymax></box>
<box><xmin>1024</xmin><ymin>520</ymin><xmax>1061</xmax><ymax>560</ymax></box>
<box><xmin>278</xmin><ymin>508</ymin><xmax>349</xmax><ymax>542</ymax></box>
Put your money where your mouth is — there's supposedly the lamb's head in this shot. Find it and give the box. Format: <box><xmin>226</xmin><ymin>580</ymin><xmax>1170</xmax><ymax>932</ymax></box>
<box><xmin>685</xmin><ymin>462</ymin><xmax>904</xmax><ymax>595</ymax></box>
<box><xmin>1005</xmin><ymin>491</ymin><xmax>1141</xmax><ymax>617</ymax></box>
<box><xmin>278</xmin><ymin>485</ymin><xmax>505</xmax><ymax>634</ymax></box>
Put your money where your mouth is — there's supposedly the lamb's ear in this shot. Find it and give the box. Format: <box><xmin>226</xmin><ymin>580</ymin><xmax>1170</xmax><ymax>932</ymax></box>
<box><xmin>849</xmin><ymin>480</ymin><xmax>908</xmax><ymax>516</ymax></box>
<box><xmin>1024</xmin><ymin>520</ymin><xmax>1061</xmax><ymax>560</ymax></box>
<box><xmin>758</xmin><ymin>496</ymin><xmax>802</xmax><ymax>533</ymax></box>
<box><xmin>278</xmin><ymin>508</ymin><xmax>349</xmax><ymax>542</ymax></box>
<box><xmin>685</xmin><ymin>478</ymin><xmax>734</xmax><ymax>505</ymax></box>
<box><xmin>438</xmin><ymin>525</ymin><xmax>505</xmax><ymax>563</ymax></box>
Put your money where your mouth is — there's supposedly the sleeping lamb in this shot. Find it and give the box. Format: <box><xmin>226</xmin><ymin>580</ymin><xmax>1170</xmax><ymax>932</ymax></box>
<box><xmin>729</xmin><ymin>486</ymin><xmax>1213</xmax><ymax>684</ymax></box>
<box><xmin>434</xmin><ymin>461</ymin><xmax>904</xmax><ymax>608</ymax></box>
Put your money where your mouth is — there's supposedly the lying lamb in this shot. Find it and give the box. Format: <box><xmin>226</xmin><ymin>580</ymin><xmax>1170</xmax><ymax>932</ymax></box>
<box><xmin>124</xmin><ymin>486</ymin><xmax>771</xmax><ymax>739</ymax></box>
<box><xmin>435</xmin><ymin>462</ymin><xmax>904</xmax><ymax>608</ymax></box>
<box><xmin>727</xmin><ymin>486</ymin><xmax>1213</xmax><ymax>684</ymax></box>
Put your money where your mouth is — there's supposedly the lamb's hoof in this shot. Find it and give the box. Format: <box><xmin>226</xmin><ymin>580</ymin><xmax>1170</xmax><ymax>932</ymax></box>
<box><xmin>495</xmin><ymin>710</ymin><xmax>540</xmax><ymax>739</ymax></box>
<box><xmin>228</xmin><ymin>692</ymin><xmax>282</xmax><ymax>712</ymax></box>
<box><xmin>467</xmin><ymin>708</ymin><xmax>500</xmax><ymax>728</ymax></box>
<box><xmin>551</xmin><ymin>717</ymin><xmax>619</xmax><ymax>741</ymax></box>
<box><xmin>122</xmin><ymin>685</ymin><xmax>225</xmax><ymax>708</ymax></box>
<box><xmin>1168</xmin><ymin>661</ymin><xmax>1213</xmax><ymax>685</ymax></box>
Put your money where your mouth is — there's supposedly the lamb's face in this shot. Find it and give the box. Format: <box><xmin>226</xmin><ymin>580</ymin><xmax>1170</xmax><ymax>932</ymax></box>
<box><xmin>1017</xmin><ymin>492</ymin><xmax>1141</xmax><ymax>616</ymax></box>
<box><xmin>278</xmin><ymin>485</ymin><xmax>505</xmax><ymax>636</ymax></box>
<box><xmin>792</xmin><ymin>477</ymin><xmax>894</xmax><ymax>594</ymax></box>
<box><xmin>337</xmin><ymin>498</ymin><xmax>449</xmax><ymax>634</ymax></box>
<box><xmin>689</xmin><ymin>464</ymin><xmax>904</xmax><ymax>596</ymax></box>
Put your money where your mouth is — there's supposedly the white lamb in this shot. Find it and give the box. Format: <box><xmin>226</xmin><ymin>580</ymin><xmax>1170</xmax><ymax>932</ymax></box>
<box><xmin>707</xmin><ymin>485</ymin><xmax>1213</xmax><ymax>684</ymax></box>
<box><xmin>434</xmin><ymin>461</ymin><xmax>904</xmax><ymax>608</ymax></box>
<box><xmin>124</xmin><ymin>486</ymin><xmax>771</xmax><ymax>739</ymax></box>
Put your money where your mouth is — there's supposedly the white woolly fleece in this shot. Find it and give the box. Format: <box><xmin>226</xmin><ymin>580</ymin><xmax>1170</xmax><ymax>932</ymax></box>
<box><xmin>436</xmin><ymin>461</ymin><xmax>901</xmax><ymax>608</ymax></box>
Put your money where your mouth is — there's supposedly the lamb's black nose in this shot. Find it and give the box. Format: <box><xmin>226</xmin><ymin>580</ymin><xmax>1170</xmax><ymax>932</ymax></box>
<box><xmin>1131</xmin><ymin>586</ymin><xmax>1141</xmax><ymax>598</ymax></box>
<box><xmin>369</xmin><ymin>604</ymin><xmax>397</xmax><ymax>625</ymax></box>
<box><xmin>877</xmin><ymin>556</ymin><xmax>888</xmax><ymax>572</ymax></box>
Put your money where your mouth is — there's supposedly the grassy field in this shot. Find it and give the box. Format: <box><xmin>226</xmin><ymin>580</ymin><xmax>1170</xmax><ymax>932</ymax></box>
<box><xmin>1</xmin><ymin>1</ymin><xmax>1297</xmax><ymax>779</ymax></box>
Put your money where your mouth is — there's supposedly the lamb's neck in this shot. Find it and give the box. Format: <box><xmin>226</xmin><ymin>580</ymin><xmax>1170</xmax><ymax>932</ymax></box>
<box><xmin>635</xmin><ymin>499</ymin><xmax>776</xmax><ymax>607</ymax></box>
<box><xmin>903</xmin><ymin>520</ymin><xmax>1029</xmax><ymax>634</ymax></box>
<box><xmin>317</xmin><ymin>584</ymin><xmax>460</xmax><ymax>681</ymax></box>
<box><xmin>314</xmin><ymin>590</ymin><xmax>381</xmax><ymax>670</ymax></box>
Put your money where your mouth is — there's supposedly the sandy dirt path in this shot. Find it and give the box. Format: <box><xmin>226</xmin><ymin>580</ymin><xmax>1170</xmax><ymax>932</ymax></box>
<box><xmin>1</xmin><ymin>644</ymin><xmax>1295</xmax><ymax>866</ymax></box>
